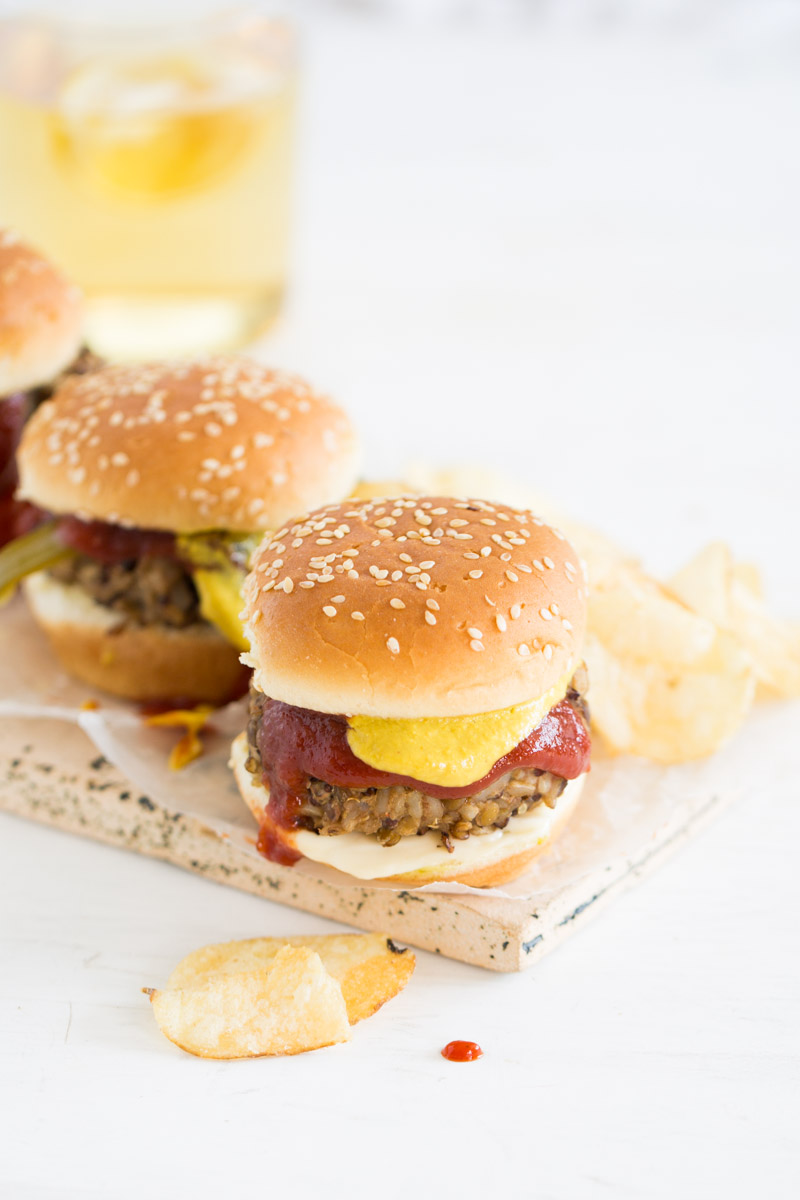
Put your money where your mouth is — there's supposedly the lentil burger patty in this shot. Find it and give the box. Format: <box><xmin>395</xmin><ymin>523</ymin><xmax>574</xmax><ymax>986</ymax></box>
<box><xmin>244</xmin><ymin>666</ymin><xmax>589</xmax><ymax>848</ymax></box>
<box><xmin>48</xmin><ymin>553</ymin><xmax>201</xmax><ymax>629</ymax></box>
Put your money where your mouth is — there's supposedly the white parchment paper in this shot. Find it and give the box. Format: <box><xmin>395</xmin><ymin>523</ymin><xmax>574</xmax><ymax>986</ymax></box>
<box><xmin>2</xmin><ymin>596</ymin><xmax>794</xmax><ymax>899</ymax></box>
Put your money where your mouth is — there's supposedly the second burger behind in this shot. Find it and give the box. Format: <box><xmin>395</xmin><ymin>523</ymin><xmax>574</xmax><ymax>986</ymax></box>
<box><xmin>3</xmin><ymin>357</ymin><xmax>359</xmax><ymax>704</ymax></box>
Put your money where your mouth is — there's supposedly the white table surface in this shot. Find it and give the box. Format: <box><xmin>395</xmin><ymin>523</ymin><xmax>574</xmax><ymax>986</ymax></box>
<box><xmin>2</xmin><ymin>13</ymin><xmax>799</xmax><ymax>1199</ymax></box>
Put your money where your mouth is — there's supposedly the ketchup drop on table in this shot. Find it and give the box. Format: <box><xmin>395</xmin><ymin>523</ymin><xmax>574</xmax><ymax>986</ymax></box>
<box><xmin>441</xmin><ymin>1040</ymin><xmax>483</xmax><ymax>1062</ymax></box>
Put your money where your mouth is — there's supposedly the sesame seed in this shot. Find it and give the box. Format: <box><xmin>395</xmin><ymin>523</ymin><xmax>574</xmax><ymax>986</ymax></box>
<box><xmin>387</xmin><ymin>637</ymin><xmax>400</xmax><ymax>654</ymax></box>
<box><xmin>470</xmin><ymin>640</ymin><xmax>485</xmax><ymax>652</ymax></box>
<box><xmin>282</xmin><ymin>578</ymin><xmax>294</xmax><ymax>594</ymax></box>
<box><xmin>323</xmin><ymin>605</ymin><xmax>337</xmax><ymax>617</ymax></box>
<box><xmin>399</xmin><ymin>553</ymin><xmax>412</xmax><ymax>563</ymax></box>
<box><xmin>299</xmin><ymin>581</ymin><xmax>314</xmax><ymax>589</ymax></box>
<box><xmin>505</xmin><ymin>570</ymin><xmax>518</xmax><ymax>582</ymax></box>
<box><xmin>496</xmin><ymin>614</ymin><xmax>507</xmax><ymax>631</ymax></box>
<box><xmin>464</xmin><ymin>552</ymin><xmax>480</xmax><ymax>560</ymax></box>
<box><xmin>351</xmin><ymin>611</ymin><xmax>365</xmax><ymax>621</ymax></box>
<box><xmin>518</xmin><ymin>644</ymin><xmax>531</xmax><ymax>657</ymax></box>
<box><xmin>550</xmin><ymin>603</ymin><xmax>559</xmax><ymax>615</ymax></box>
<box><xmin>543</xmin><ymin>556</ymin><xmax>555</xmax><ymax>569</ymax></box>
<box><xmin>533</xmin><ymin>560</ymin><xmax>544</xmax><ymax>571</ymax></box>
<box><xmin>484</xmin><ymin>595</ymin><xmax>496</xmax><ymax>607</ymax></box>
<box><xmin>419</xmin><ymin>561</ymin><xmax>435</xmax><ymax>570</ymax></box>
<box><xmin>391</xmin><ymin>571</ymin><xmax>403</xmax><ymax>581</ymax></box>
<box><xmin>331</xmin><ymin>595</ymin><xmax>345</xmax><ymax>604</ymax></box>
<box><xmin>425</xmin><ymin>611</ymin><xmax>436</xmax><ymax>625</ymax></box>
<box><xmin>468</xmin><ymin>569</ymin><xmax>483</xmax><ymax>579</ymax></box>
<box><xmin>390</xmin><ymin>598</ymin><xmax>405</xmax><ymax>609</ymax></box>
<box><xmin>543</xmin><ymin>644</ymin><xmax>554</xmax><ymax>659</ymax></box>
<box><xmin>426</xmin><ymin>598</ymin><xmax>440</xmax><ymax>611</ymax></box>
<box><xmin>467</xmin><ymin>627</ymin><xmax>483</xmax><ymax>639</ymax></box>
<box><xmin>562</xmin><ymin>619</ymin><xmax>573</xmax><ymax>630</ymax></box>
<box><xmin>540</xmin><ymin>608</ymin><xmax>553</xmax><ymax>620</ymax></box>
<box><xmin>511</xmin><ymin>604</ymin><xmax>522</xmax><ymax>620</ymax></box>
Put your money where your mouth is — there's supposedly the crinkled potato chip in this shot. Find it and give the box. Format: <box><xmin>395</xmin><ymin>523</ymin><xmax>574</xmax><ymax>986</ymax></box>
<box><xmin>585</xmin><ymin>630</ymin><xmax>755</xmax><ymax>762</ymax></box>
<box><xmin>146</xmin><ymin>945</ymin><xmax>351</xmax><ymax>1059</ymax></box>
<box><xmin>350</xmin><ymin>478</ymin><xmax>416</xmax><ymax>501</ymax></box>
<box><xmin>167</xmin><ymin>932</ymin><xmax>415</xmax><ymax>1025</ymax></box>
<box><xmin>669</xmin><ymin>543</ymin><xmax>800</xmax><ymax>699</ymax></box>
<box><xmin>589</xmin><ymin>567</ymin><xmax>716</xmax><ymax>667</ymax></box>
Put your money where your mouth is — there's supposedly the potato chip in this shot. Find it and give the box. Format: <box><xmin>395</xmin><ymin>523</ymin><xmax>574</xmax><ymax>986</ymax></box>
<box><xmin>590</xmin><ymin>567</ymin><xmax>716</xmax><ymax>667</ymax></box>
<box><xmin>146</xmin><ymin>946</ymin><xmax>350</xmax><ymax>1059</ymax></box>
<box><xmin>667</xmin><ymin>542</ymin><xmax>735</xmax><ymax>627</ymax></box>
<box><xmin>585</xmin><ymin>630</ymin><xmax>755</xmax><ymax>762</ymax></box>
<box><xmin>669</xmin><ymin>543</ymin><xmax>800</xmax><ymax>698</ymax></box>
<box><xmin>350</xmin><ymin>479</ymin><xmax>417</xmax><ymax>501</ymax></box>
<box><xmin>167</xmin><ymin>932</ymin><xmax>415</xmax><ymax>1025</ymax></box>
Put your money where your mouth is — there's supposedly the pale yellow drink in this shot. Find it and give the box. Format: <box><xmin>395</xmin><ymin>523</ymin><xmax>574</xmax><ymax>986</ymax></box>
<box><xmin>0</xmin><ymin>18</ymin><xmax>296</xmax><ymax>358</ymax></box>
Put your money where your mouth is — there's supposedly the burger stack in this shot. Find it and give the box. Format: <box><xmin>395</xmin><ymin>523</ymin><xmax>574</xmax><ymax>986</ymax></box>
<box><xmin>0</xmin><ymin>229</ymin><xmax>591</xmax><ymax>889</ymax></box>
<box><xmin>0</xmin><ymin>229</ymin><xmax>99</xmax><ymax>547</ymax></box>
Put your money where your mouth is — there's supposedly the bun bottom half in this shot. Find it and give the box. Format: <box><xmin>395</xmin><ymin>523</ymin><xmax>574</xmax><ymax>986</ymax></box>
<box><xmin>230</xmin><ymin>731</ymin><xmax>585</xmax><ymax>888</ymax></box>
<box><xmin>25</xmin><ymin>573</ymin><xmax>249</xmax><ymax>706</ymax></box>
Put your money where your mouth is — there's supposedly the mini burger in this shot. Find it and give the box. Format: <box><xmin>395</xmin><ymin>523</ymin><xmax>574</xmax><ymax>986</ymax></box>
<box><xmin>231</xmin><ymin>496</ymin><xmax>590</xmax><ymax>887</ymax></box>
<box><xmin>1</xmin><ymin>357</ymin><xmax>359</xmax><ymax>705</ymax></box>
<box><xmin>0</xmin><ymin>228</ymin><xmax>100</xmax><ymax>547</ymax></box>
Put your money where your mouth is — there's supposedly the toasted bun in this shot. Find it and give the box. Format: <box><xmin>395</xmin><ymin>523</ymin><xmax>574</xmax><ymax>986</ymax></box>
<box><xmin>18</xmin><ymin>357</ymin><xmax>360</xmax><ymax>532</ymax></box>
<box><xmin>243</xmin><ymin>496</ymin><xmax>586</xmax><ymax>718</ymax></box>
<box><xmin>24</xmin><ymin>573</ymin><xmax>248</xmax><ymax>705</ymax></box>
<box><xmin>230</xmin><ymin>731</ymin><xmax>583</xmax><ymax>886</ymax></box>
<box><xmin>0</xmin><ymin>229</ymin><xmax>83</xmax><ymax>394</ymax></box>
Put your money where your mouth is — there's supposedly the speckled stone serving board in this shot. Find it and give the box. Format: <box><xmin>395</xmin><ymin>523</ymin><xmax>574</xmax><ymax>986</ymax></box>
<box><xmin>0</xmin><ymin>717</ymin><xmax>732</xmax><ymax>972</ymax></box>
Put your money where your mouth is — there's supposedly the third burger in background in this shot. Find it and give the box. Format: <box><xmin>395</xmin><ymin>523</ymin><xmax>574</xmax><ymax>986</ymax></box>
<box><xmin>0</xmin><ymin>228</ymin><xmax>99</xmax><ymax>547</ymax></box>
<box><xmin>232</xmin><ymin>496</ymin><xmax>591</xmax><ymax>886</ymax></box>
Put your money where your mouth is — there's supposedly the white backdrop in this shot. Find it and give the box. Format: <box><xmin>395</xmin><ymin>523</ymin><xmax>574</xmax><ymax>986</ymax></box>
<box><xmin>2</xmin><ymin>9</ymin><xmax>799</xmax><ymax>1199</ymax></box>
<box><xmin>264</xmin><ymin>10</ymin><xmax>800</xmax><ymax>612</ymax></box>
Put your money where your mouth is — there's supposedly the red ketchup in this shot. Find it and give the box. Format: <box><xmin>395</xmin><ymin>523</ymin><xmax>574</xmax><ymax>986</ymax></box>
<box><xmin>255</xmin><ymin>697</ymin><xmax>590</xmax><ymax>864</ymax></box>
<box><xmin>56</xmin><ymin>516</ymin><xmax>179</xmax><ymax>564</ymax></box>
<box><xmin>0</xmin><ymin>393</ymin><xmax>40</xmax><ymax>547</ymax></box>
<box><xmin>442</xmin><ymin>1041</ymin><xmax>483</xmax><ymax>1062</ymax></box>
<box><xmin>0</xmin><ymin>393</ymin><xmax>28</xmax><ymax>494</ymax></box>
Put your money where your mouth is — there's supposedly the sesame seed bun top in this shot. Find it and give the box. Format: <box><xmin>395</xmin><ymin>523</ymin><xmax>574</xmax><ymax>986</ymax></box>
<box><xmin>0</xmin><ymin>230</ymin><xmax>84</xmax><ymax>396</ymax></box>
<box><xmin>242</xmin><ymin>496</ymin><xmax>587</xmax><ymax>718</ymax></box>
<box><xmin>18</xmin><ymin>357</ymin><xmax>360</xmax><ymax>533</ymax></box>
